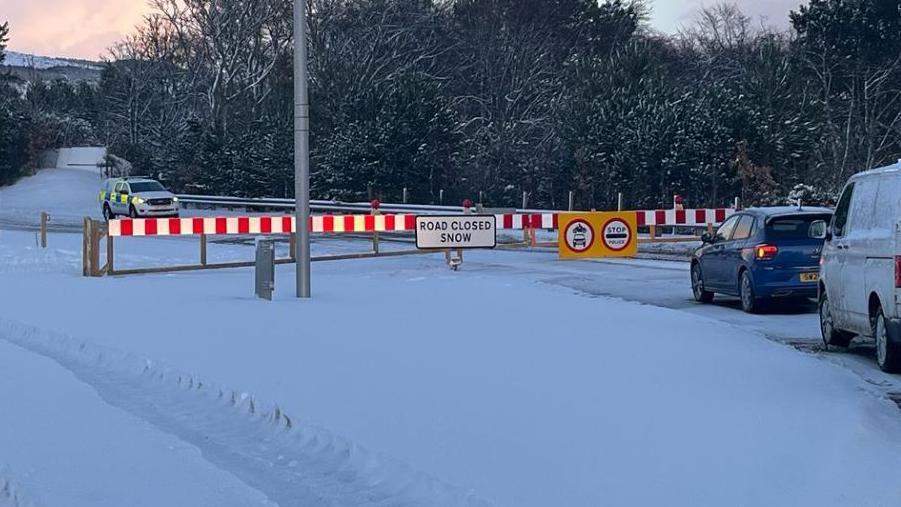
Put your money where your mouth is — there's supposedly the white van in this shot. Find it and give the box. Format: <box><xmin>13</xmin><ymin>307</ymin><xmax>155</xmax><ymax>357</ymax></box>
<box><xmin>818</xmin><ymin>162</ymin><xmax>901</xmax><ymax>372</ymax></box>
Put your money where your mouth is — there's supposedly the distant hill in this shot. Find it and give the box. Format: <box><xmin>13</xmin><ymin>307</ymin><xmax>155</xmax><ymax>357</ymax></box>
<box><xmin>1</xmin><ymin>51</ymin><xmax>104</xmax><ymax>83</ymax></box>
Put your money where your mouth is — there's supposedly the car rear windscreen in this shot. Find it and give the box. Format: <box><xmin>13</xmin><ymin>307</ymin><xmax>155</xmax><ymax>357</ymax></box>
<box><xmin>129</xmin><ymin>181</ymin><xmax>166</xmax><ymax>192</ymax></box>
<box><xmin>766</xmin><ymin>214</ymin><xmax>832</xmax><ymax>239</ymax></box>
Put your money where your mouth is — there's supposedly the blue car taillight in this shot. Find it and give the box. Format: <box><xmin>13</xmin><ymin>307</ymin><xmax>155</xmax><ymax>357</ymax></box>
<box><xmin>755</xmin><ymin>244</ymin><xmax>779</xmax><ymax>260</ymax></box>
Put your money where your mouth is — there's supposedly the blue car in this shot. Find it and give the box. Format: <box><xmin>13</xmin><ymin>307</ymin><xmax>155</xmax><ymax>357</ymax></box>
<box><xmin>690</xmin><ymin>207</ymin><xmax>833</xmax><ymax>313</ymax></box>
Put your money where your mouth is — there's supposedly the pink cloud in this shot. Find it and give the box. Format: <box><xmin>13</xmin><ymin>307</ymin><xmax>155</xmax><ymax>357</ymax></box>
<box><xmin>651</xmin><ymin>0</ymin><xmax>809</xmax><ymax>33</ymax></box>
<box><xmin>0</xmin><ymin>0</ymin><xmax>151</xmax><ymax>59</ymax></box>
<box><xmin>1</xmin><ymin>0</ymin><xmax>810</xmax><ymax>60</ymax></box>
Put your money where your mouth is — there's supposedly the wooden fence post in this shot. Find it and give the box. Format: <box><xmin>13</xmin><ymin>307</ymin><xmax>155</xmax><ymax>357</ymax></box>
<box><xmin>649</xmin><ymin>224</ymin><xmax>657</xmax><ymax>242</ymax></box>
<box><xmin>40</xmin><ymin>211</ymin><xmax>49</xmax><ymax>248</ymax></box>
<box><xmin>106</xmin><ymin>233</ymin><xmax>114</xmax><ymax>275</ymax></box>
<box><xmin>82</xmin><ymin>217</ymin><xmax>91</xmax><ymax>277</ymax></box>
<box><xmin>90</xmin><ymin>220</ymin><xmax>102</xmax><ymax>277</ymax></box>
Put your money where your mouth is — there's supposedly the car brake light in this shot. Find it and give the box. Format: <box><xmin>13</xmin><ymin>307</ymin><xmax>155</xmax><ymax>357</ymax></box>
<box><xmin>896</xmin><ymin>256</ymin><xmax>901</xmax><ymax>288</ymax></box>
<box><xmin>756</xmin><ymin>244</ymin><xmax>779</xmax><ymax>260</ymax></box>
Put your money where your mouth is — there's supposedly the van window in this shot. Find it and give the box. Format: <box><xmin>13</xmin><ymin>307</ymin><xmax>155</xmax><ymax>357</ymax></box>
<box><xmin>732</xmin><ymin>215</ymin><xmax>755</xmax><ymax>240</ymax></box>
<box><xmin>873</xmin><ymin>174</ymin><xmax>901</xmax><ymax>233</ymax></box>
<box><xmin>847</xmin><ymin>177</ymin><xmax>879</xmax><ymax>234</ymax></box>
<box><xmin>832</xmin><ymin>183</ymin><xmax>854</xmax><ymax>237</ymax></box>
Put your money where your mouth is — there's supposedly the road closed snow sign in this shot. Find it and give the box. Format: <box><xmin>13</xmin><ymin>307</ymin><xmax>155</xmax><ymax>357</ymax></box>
<box><xmin>415</xmin><ymin>215</ymin><xmax>497</xmax><ymax>249</ymax></box>
<box><xmin>558</xmin><ymin>212</ymin><xmax>638</xmax><ymax>258</ymax></box>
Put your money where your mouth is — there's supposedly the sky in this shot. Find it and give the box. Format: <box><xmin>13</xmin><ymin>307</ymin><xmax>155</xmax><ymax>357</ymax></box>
<box><xmin>1</xmin><ymin>0</ymin><xmax>807</xmax><ymax>60</ymax></box>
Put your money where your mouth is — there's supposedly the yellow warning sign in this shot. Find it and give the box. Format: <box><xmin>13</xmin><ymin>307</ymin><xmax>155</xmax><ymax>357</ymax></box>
<box><xmin>558</xmin><ymin>212</ymin><xmax>638</xmax><ymax>259</ymax></box>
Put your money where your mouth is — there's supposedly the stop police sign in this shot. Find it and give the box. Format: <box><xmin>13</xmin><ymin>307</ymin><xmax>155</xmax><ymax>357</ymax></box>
<box><xmin>558</xmin><ymin>212</ymin><xmax>637</xmax><ymax>258</ymax></box>
<box><xmin>602</xmin><ymin>217</ymin><xmax>632</xmax><ymax>251</ymax></box>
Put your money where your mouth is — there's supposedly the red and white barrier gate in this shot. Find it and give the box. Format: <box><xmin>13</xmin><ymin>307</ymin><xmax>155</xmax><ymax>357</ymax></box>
<box><xmin>107</xmin><ymin>209</ymin><xmax>734</xmax><ymax>238</ymax></box>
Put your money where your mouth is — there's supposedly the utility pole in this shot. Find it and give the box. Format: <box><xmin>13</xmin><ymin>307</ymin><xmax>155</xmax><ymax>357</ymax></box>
<box><xmin>294</xmin><ymin>0</ymin><xmax>311</xmax><ymax>298</ymax></box>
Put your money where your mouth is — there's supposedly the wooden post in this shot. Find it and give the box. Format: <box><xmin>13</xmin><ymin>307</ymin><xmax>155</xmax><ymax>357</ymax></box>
<box><xmin>649</xmin><ymin>224</ymin><xmax>657</xmax><ymax>242</ymax></box>
<box><xmin>39</xmin><ymin>211</ymin><xmax>49</xmax><ymax>248</ymax></box>
<box><xmin>568</xmin><ymin>191</ymin><xmax>574</xmax><ymax>211</ymax></box>
<box><xmin>289</xmin><ymin>232</ymin><xmax>297</xmax><ymax>260</ymax></box>
<box><xmin>707</xmin><ymin>223</ymin><xmax>715</xmax><ymax>237</ymax></box>
<box><xmin>82</xmin><ymin>217</ymin><xmax>91</xmax><ymax>277</ymax></box>
<box><xmin>617</xmin><ymin>193</ymin><xmax>623</xmax><ymax>211</ymax></box>
<box><xmin>106</xmin><ymin>234</ymin><xmax>114</xmax><ymax>275</ymax></box>
<box><xmin>529</xmin><ymin>227</ymin><xmax>537</xmax><ymax>248</ymax></box>
<box><xmin>90</xmin><ymin>220</ymin><xmax>102</xmax><ymax>277</ymax></box>
<box><xmin>200</xmin><ymin>234</ymin><xmax>208</xmax><ymax>266</ymax></box>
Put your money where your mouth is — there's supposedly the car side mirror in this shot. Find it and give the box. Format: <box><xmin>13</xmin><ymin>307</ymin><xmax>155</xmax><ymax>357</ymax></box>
<box><xmin>809</xmin><ymin>220</ymin><xmax>827</xmax><ymax>240</ymax></box>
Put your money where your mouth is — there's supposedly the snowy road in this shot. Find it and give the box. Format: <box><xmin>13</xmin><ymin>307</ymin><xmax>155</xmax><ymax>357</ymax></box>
<box><xmin>4</xmin><ymin>168</ymin><xmax>901</xmax><ymax>506</ymax></box>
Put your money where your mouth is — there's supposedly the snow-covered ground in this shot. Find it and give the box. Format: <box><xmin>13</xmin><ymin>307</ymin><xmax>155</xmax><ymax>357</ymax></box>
<box><xmin>3</xmin><ymin>168</ymin><xmax>901</xmax><ymax>506</ymax></box>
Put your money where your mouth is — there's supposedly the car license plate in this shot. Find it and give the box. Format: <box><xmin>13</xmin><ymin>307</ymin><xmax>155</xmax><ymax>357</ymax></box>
<box><xmin>800</xmin><ymin>273</ymin><xmax>819</xmax><ymax>282</ymax></box>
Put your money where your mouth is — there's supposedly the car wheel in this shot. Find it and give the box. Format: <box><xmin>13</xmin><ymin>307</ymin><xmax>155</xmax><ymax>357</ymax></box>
<box><xmin>873</xmin><ymin>306</ymin><xmax>901</xmax><ymax>373</ymax></box>
<box><xmin>691</xmin><ymin>263</ymin><xmax>714</xmax><ymax>303</ymax></box>
<box><xmin>129</xmin><ymin>205</ymin><xmax>139</xmax><ymax>219</ymax></box>
<box><xmin>739</xmin><ymin>270</ymin><xmax>763</xmax><ymax>314</ymax></box>
<box><xmin>819</xmin><ymin>291</ymin><xmax>853</xmax><ymax>348</ymax></box>
<box><xmin>103</xmin><ymin>204</ymin><xmax>114</xmax><ymax>221</ymax></box>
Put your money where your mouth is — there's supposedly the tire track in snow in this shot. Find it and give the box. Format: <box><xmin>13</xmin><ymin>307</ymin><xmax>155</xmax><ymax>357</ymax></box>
<box><xmin>0</xmin><ymin>321</ymin><xmax>491</xmax><ymax>507</ymax></box>
<box><xmin>0</xmin><ymin>471</ymin><xmax>38</xmax><ymax>507</ymax></box>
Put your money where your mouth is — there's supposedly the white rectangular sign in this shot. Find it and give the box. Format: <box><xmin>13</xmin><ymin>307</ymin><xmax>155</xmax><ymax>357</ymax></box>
<box><xmin>415</xmin><ymin>215</ymin><xmax>497</xmax><ymax>249</ymax></box>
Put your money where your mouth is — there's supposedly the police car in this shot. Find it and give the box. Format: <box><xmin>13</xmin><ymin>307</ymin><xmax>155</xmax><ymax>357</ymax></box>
<box><xmin>99</xmin><ymin>177</ymin><xmax>179</xmax><ymax>220</ymax></box>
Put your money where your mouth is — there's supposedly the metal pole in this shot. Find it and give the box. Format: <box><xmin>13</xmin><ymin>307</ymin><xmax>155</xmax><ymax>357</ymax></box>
<box><xmin>568</xmin><ymin>191</ymin><xmax>574</xmax><ymax>211</ymax></box>
<box><xmin>40</xmin><ymin>211</ymin><xmax>48</xmax><ymax>248</ymax></box>
<box><xmin>295</xmin><ymin>0</ymin><xmax>311</xmax><ymax>298</ymax></box>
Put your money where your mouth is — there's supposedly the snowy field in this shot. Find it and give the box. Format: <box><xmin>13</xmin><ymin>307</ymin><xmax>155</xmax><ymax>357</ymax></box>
<box><xmin>3</xmin><ymin>169</ymin><xmax>901</xmax><ymax>506</ymax></box>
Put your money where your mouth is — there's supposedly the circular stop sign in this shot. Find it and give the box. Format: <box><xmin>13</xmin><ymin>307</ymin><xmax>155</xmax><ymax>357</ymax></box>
<box><xmin>602</xmin><ymin>218</ymin><xmax>632</xmax><ymax>251</ymax></box>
